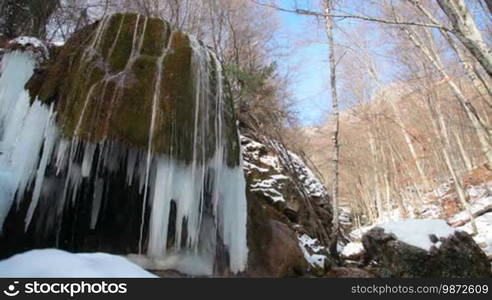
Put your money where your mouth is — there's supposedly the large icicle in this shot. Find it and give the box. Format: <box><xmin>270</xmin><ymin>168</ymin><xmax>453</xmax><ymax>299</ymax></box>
<box><xmin>0</xmin><ymin>49</ymin><xmax>56</xmax><ymax>229</ymax></box>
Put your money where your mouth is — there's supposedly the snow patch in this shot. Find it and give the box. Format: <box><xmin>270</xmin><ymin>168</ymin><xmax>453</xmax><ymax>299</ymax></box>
<box><xmin>9</xmin><ymin>37</ymin><xmax>49</xmax><ymax>60</ymax></box>
<box><xmin>379</xmin><ymin>219</ymin><xmax>456</xmax><ymax>251</ymax></box>
<box><xmin>448</xmin><ymin>196</ymin><xmax>492</xmax><ymax>225</ymax></box>
<box><xmin>341</xmin><ymin>242</ymin><xmax>364</xmax><ymax>258</ymax></box>
<box><xmin>298</xmin><ymin>234</ymin><xmax>328</xmax><ymax>268</ymax></box>
<box><xmin>0</xmin><ymin>249</ymin><xmax>156</xmax><ymax>278</ymax></box>
<box><xmin>241</xmin><ymin>135</ymin><xmax>328</xmax><ymax>205</ymax></box>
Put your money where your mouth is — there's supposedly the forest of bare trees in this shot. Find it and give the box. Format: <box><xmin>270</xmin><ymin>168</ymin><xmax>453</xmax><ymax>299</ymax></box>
<box><xmin>279</xmin><ymin>0</ymin><xmax>492</xmax><ymax>230</ymax></box>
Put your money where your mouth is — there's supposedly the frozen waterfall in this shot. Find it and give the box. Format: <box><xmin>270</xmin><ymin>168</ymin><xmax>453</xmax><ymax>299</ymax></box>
<box><xmin>0</xmin><ymin>21</ymin><xmax>248</xmax><ymax>275</ymax></box>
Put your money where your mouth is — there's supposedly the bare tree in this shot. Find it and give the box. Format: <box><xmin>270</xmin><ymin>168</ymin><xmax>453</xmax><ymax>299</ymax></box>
<box><xmin>436</xmin><ymin>0</ymin><xmax>492</xmax><ymax>78</ymax></box>
<box><xmin>322</xmin><ymin>0</ymin><xmax>341</xmax><ymax>256</ymax></box>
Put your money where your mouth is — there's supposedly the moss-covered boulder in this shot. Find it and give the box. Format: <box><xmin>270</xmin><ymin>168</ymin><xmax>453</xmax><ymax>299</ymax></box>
<box><xmin>27</xmin><ymin>13</ymin><xmax>239</xmax><ymax>165</ymax></box>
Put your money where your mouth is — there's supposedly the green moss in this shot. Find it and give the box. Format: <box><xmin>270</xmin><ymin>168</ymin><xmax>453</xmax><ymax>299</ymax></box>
<box><xmin>108</xmin><ymin>55</ymin><xmax>156</xmax><ymax>146</ymax></box>
<box><xmin>107</xmin><ymin>13</ymin><xmax>138</xmax><ymax>73</ymax></box>
<box><xmin>154</xmin><ymin>32</ymin><xmax>194</xmax><ymax>160</ymax></box>
<box><xmin>100</xmin><ymin>13</ymin><xmax>124</xmax><ymax>60</ymax></box>
<box><xmin>30</xmin><ymin>22</ymin><xmax>98</xmax><ymax>104</ymax></box>
<box><xmin>26</xmin><ymin>12</ymin><xmax>242</xmax><ymax>165</ymax></box>
<box><xmin>61</xmin><ymin>61</ymin><xmax>106</xmax><ymax>137</ymax></box>
<box><xmin>141</xmin><ymin>18</ymin><xmax>170</xmax><ymax>57</ymax></box>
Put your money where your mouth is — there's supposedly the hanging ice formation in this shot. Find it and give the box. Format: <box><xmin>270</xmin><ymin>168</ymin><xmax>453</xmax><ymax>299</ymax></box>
<box><xmin>0</xmin><ymin>14</ymin><xmax>248</xmax><ymax>275</ymax></box>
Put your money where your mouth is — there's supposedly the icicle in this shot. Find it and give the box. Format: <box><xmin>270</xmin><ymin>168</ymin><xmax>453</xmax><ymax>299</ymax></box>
<box><xmin>0</xmin><ymin>50</ymin><xmax>55</xmax><ymax>229</ymax></box>
<box><xmin>90</xmin><ymin>178</ymin><xmax>104</xmax><ymax>230</ymax></box>
<box><xmin>81</xmin><ymin>143</ymin><xmax>97</xmax><ymax>178</ymax></box>
<box><xmin>138</xmin><ymin>29</ymin><xmax>175</xmax><ymax>254</ymax></box>
<box><xmin>25</xmin><ymin>104</ymin><xmax>58</xmax><ymax>230</ymax></box>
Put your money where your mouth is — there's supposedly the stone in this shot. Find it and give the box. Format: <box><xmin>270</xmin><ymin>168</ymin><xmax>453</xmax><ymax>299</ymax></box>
<box><xmin>362</xmin><ymin>227</ymin><xmax>492</xmax><ymax>277</ymax></box>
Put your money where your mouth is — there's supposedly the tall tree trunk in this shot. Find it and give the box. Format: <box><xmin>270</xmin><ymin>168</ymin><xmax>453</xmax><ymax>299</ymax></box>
<box><xmin>401</xmin><ymin>25</ymin><xmax>492</xmax><ymax>169</ymax></box>
<box><xmin>436</xmin><ymin>0</ymin><xmax>492</xmax><ymax>78</ymax></box>
<box><xmin>454</xmin><ymin>130</ymin><xmax>474</xmax><ymax>172</ymax></box>
<box><xmin>388</xmin><ymin>99</ymin><xmax>430</xmax><ymax>190</ymax></box>
<box><xmin>425</xmin><ymin>94</ymin><xmax>478</xmax><ymax>234</ymax></box>
<box><xmin>323</xmin><ymin>0</ymin><xmax>340</xmax><ymax>257</ymax></box>
<box><xmin>412</xmin><ymin>1</ymin><xmax>492</xmax><ymax>107</ymax></box>
<box><xmin>484</xmin><ymin>0</ymin><xmax>492</xmax><ymax>15</ymax></box>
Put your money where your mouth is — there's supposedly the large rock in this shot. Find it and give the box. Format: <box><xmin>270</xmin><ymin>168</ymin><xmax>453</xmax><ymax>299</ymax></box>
<box><xmin>27</xmin><ymin>13</ymin><xmax>239</xmax><ymax>164</ymax></box>
<box><xmin>246</xmin><ymin>199</ymin><xmax>307</xmax><ymax>277</ymax></box>
<box><xmin>362</xmin><ymin>227</ymin><xmax>492</xmax><ymax>277</ymax></box>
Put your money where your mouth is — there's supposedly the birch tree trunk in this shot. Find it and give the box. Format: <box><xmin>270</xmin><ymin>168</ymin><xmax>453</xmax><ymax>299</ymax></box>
<box><xmin>411</xmin><ymin>1</ymin><xmax>492</xmax><ymax>107</ymax></box>
<box><xmin>401</xmin><ymin>25</ymin><xmax>492</xmax><ymax>169</ymax></box>
<box><xmin>368</xmin><ymin>128</ymin><xmax>383</xmax><ymax>218</ymax></box>
<box><xmin>388</xmin><ymin>99</ymin><xmax>430</xmax><ymax>190</ymax></box>
<box><xmin>454</xmin><ymin>130</ymin><xmax>474</xmax><ymax>172</ymax></box>
<box><xmin>425</xmin><ymin>94</ymin><xmax>478</xmax><ymax>234</ymax></box>
<box><xmin>436</xmin><ymin>0</ymin><xmax>492</xmax><ymax>78</ymax></box>
<box><xmin>323</xmin><ymin>0</ymin><xmax>340</xmax><ymax>257</ymax></box>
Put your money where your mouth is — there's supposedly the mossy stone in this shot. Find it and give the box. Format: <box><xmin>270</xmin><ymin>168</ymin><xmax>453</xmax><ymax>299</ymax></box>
<box><xmin>26</xmin><ymin>13</ymin><xmax>241</xmax><ymax>166</ymax></box>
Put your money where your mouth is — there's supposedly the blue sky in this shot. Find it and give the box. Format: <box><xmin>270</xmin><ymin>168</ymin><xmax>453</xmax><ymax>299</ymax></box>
<box><xmin>269</xmin><ymin>0</ymin><xmax>400</xmax><ymax>126</ymax></box>
<box><xmin>273</xmin><ymin>1</ymin><xmax>331</xmax><ymax>126</ymax></box>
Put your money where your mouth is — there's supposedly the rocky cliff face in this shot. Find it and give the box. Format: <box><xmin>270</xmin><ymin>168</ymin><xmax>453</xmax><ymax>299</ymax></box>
<box><xmin>241</xmin><ymin>134</ymin><xmax>333</xmax><ymax>276</ymax></box>
<box><xmin>0</xmin><ymin>14</ymin><xmax>246</xmax><ymax>275</ymax></box>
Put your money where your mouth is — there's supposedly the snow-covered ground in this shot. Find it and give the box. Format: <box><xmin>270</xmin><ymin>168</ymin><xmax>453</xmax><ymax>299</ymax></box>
<box><xmin>0</xmin><ymin>249</ymin><xmax>157</xmax><ymax>277</ymax></box>
<box><xmin>9</xmin><ymin>36</ymin><xmax>49</xmax><ymax>60</ymax></box>
<box><xmin>448</xmin><ymin>196</ymin><xmax>492</xmax><ymax>226</ymax></box>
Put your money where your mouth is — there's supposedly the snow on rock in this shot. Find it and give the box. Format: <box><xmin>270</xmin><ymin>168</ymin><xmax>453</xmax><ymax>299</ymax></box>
<box><xmin>341</xmin><ymin>242</ymin><xmax>364</xmax><ymax>259</ymax></box>
<box><xmin>8</xmin><ymin>37</ymin><xmax>49</xmax><ymax>60</ymax></box>
<box><xmin>348</xmin><ymin>179</ymin><xmax>491</xmax><ymax>261</ymax></box>
<box><xmin>297</xmin><ymin>234</ymin><xmax>328</xmax><ymax>268</ymax></box>
<box><xmin>0</xmin><ymin>249</ymin><xmax>157</xmax><ymax>278</ymax></box>
<box><xmin>287</xmin><ymin>154</ymin><xmax>326</xmax><ymax>198</ymax></box>
<box><xmin>241</xmin><ymin>135</ymin><xmax>328</xmax><ymax>206</ymax></box>
<box><xmin>379</xmin><ymin>219</ymin><xmax>456</xmax><ymax>251</ymax></box>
